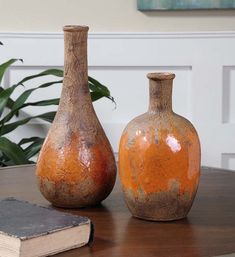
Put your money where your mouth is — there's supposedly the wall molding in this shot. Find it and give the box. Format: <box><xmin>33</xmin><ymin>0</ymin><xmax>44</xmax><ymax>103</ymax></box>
<box><xmin>1</xmin><ymin>31</ymin><xmax>235</xmax><ymax>169</ymax></box>
<box><xmin>1</xmin><ymin>31</ymin><xmax>235</xmax><ymax>39</ymax></box>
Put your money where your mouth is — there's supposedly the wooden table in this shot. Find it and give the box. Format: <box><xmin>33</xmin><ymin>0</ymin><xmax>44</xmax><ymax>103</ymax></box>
<box><xmin>0</xmin><ymin>165</ymin><xmax>234</xmax><ymax>257</ymax></box>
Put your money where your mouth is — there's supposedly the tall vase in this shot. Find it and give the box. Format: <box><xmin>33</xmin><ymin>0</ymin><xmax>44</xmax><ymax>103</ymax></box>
<box><xmin>119</xmin><ymin>72</ymin><xmax>200</xmax><ymax>221</ymax></box>
<box><xmin>36</xmin><ymin>25</ymin><xmax>116</xmax><ymax>208</ymax></box>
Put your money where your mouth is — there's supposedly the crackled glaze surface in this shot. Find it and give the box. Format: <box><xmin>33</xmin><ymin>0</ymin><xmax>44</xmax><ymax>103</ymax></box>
<box><xmin>119</xmin><ymin>73</ymin><xmax>200</xmax><ymax>221</ymax></box>
<box><xmin>36</xmin><ymin>26</ymin><xmax>116</xmax><ymax>208</ymax></box>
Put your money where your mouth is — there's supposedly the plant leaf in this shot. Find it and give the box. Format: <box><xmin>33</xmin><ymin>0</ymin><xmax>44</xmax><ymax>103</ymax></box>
<box><xmin>0</xmin><ymin>59</ymin><xmax>23</xmax><ymax>85</ymax></box>
<box><xmin>88</xmin><ymin>77</ymin><xmax>115</xmax><ymax>104</ymax></box>
<box><xmin>18</xmin><ymin>136</ymin><xmax>43</xmax><ymax>145</ymax></box>
<box><xmin>0</xmin><ymin>117</ymin><xmax>31</xmax><ymax>136</ymax></box>
<box><xmin>90</xmin><ymin>90</ymin><xmax>116</xmax><ymax>108</ymax></box>
<box><xmin>0</xmin><ymin>87</ymin><xmax>15</xmax><ymax>109</ymax></box>
<box><xmin>0</xmin><ymin>137</ymin><xmax>29</xmax><ymax>165</ymax></box>
<box><xmin>90</xmin><ymin>91</ymin><xmax>107</xmax><ymax>102</ymax></box>
<box><xmin>23</xmin><ymin>137</ymin><xmax>44</xmax><ymax>159</ymax></box>
<box><xmin>88</xmin><ymin>76</ymin><xmax>110</xmax><ymax>95</ymax></box>
<box><xmin>23</xmin><ymin>98</ymin><xmax>60</xmax><ymax>107</ymax></box>
<box><xmin>0</xmin><ymin>84</ymin><xmax>19</xmax><ymax>117</ymax></box>
<box><xmin>12</xmin><ymin>80</ymin><xmax>62</xmax><ymax>110</ymax></box>
<box><xmin>17</xmin><ymin>69</ymin><xmax>63</xmax><ymax>85</ymax></box>
<box><xmin>37</xmin><ymin>111</ymin><xmax>56</xmax><ymax>123</ymax></box>
<box><xmin>0</xmin><ymin>111</ymin><xmax>56</xmax><ymax>136</ymax></box>
<box><xmin>0</xmin><ymin>81</ymin><xmax>61</xmax><ymax>124</ymax></box>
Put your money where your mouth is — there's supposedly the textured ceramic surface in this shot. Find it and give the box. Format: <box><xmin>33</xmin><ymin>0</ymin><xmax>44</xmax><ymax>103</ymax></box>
<box><xmin>119</xmin><ymin>72</ymin><xmax>200</xmax><ymax>221</ymax></box>
<box><xmin>36</xmin><ymin>25</ymin><xmax>116</xmax><ymax>208</ymax></box>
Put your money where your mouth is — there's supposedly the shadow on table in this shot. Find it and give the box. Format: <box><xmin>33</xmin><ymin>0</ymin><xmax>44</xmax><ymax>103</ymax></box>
<box><xmin>55</xmin><ymin>202</ymin><xmax>118</xmax><ymax>257</ymax></box>
<box><xmin>115</xmin><ymin>216</ymin><xmax>202</xmax><ymax>257</ymax></box>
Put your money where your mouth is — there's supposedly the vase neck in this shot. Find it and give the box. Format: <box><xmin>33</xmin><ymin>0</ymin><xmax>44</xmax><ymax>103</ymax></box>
<box><xmin>60</xmin><ymin>25</ymin><xmax>90</xmax><ymax>109</ymax></box>
<box><xmin>147</xmin><ymin>73</ymin><xmax>175</xmax><ymax>114</ymax></box>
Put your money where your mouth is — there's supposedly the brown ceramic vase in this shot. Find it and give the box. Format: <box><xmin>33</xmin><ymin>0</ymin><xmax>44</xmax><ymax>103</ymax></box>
<box><xmin>36</xmin><ymin>25</ymin><xmax>116</xmax><ymax>208</ymax></box>
<box><xmin>119</xmin><ymin>72</ymin><xmax>200</xmax><ymax>221</ymax></box>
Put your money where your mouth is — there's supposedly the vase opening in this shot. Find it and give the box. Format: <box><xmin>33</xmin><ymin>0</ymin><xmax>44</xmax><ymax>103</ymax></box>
<box><xmin>147</xmin><ymin>72</ymin><xmax>175</xmax><ymax>81</ymax></box>
<box><xmin>63</xmin><ymin>25</ymin><xmax>89</xmax><ymax>32</ymax></box>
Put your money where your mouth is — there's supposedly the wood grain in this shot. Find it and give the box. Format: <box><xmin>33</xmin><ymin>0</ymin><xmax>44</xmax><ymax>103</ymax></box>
<box><xmin>0</xmin><ymin>165</ymin><xmax>234</xmax><ymax>257</ymax></box>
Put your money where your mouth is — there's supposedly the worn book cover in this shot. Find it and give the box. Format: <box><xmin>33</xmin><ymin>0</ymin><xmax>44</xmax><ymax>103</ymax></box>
<box><xmin>0</xmin><ymin>198</ymin><xmax>93</xmax><ymax>257</ymax></box>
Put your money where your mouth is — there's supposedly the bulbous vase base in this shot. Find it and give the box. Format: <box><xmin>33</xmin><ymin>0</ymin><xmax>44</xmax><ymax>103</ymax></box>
<box><xmin>132</xmin><ymin>214</ymin><xmax>187</xmax><ymax>222</ymax></box>
<box><xmin>37</xmin><ymin>170</ymin><xmax>116</xmax><ymax>208</ymax></box>
<box><xmin>124</xmin><ymin>189</ymin><xmax>195</xmax><ymax>221</ymax></box>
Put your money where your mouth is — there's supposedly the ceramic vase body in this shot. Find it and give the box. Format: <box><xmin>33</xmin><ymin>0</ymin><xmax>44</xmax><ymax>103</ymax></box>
<box><xmin>36</xmin><ymin>26</ymin><xmax>116</xmax><ymax>208</ymax></box>
<box><xmin>119</xmin><ymin>73</ymin><xmax>200</xmax><ymax>221</ymax></box>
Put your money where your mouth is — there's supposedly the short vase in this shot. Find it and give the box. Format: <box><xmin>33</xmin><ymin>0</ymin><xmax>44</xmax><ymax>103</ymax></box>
<box><xmin>119</xmin><ymin>72</ymin><xmax>201</xmax><ymax>221</ymax></box>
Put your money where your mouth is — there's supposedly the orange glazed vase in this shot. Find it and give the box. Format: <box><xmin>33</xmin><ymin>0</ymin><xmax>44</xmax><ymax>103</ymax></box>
<box><xmin>119</xmin><ymin>72</ymin><xmax>200</xmax><ymax>221</ymax></box>
<box><xmin>36</xmin><ymin>25</ymin><xmax>116</xmax><ymax>208</ymax></box>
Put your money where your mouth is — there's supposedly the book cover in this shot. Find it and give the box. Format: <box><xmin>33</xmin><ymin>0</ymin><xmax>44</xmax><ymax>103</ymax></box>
<box><xmin>0</xmin><ymin>198</ymin><xmax>92</xmax><ymax>257</ymax></box>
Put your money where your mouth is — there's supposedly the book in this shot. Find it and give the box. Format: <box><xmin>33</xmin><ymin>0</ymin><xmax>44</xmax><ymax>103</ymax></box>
<box><xmin>0</xmin><ymin>198</ymin><xmax>92</xmax><ymax>257</ymax></box>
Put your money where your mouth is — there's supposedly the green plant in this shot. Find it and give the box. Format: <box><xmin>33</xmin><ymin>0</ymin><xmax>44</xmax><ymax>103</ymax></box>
<box><xmin>0</xmin><ymin>42</ymin><xmax>114</xmax><ymax>167</ymax></box>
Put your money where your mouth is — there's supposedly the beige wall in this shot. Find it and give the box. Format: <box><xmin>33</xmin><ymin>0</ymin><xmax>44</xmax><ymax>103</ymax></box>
<box><xmin>0</xmin><ymin>0</ymin><xmax>235</xmax><ymax>32</ymax></box>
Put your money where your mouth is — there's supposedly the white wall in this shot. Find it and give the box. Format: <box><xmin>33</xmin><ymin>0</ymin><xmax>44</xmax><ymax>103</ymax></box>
<box><xmin>1</xmin><ymin>1</ymin><xmax>235</xmax><ymax>169</ymax></box>
<box><xmin>1</xmin><ymin>31</ymin><xmax>235</xmax><ymax>170</ymax></box>
<box><xmin>0</xmin><ymin>0</ymin><xmax>235</xmax><ymax>32</ymax></box>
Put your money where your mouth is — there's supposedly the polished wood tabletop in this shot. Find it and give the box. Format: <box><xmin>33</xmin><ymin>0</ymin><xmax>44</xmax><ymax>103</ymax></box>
<box><xmin>0</xmin><ymin>165</ymin><xmax>234</xmax><ymax>257</ymax></box>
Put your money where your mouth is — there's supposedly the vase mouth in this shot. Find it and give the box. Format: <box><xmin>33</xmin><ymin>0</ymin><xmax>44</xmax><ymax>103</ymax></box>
<box><xmin>147</xmin><ymin>72</ymin><xmax>175</xmax><ymax>81</ymax></box>
<box><xmin>63</xmin><ymin>25</ymin><xmax>89</xmax><ymax>32</ymax></box>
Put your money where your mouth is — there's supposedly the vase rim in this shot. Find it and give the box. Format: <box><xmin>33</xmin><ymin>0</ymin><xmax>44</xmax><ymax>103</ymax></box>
<box><xmin>147</xmin><ymin>72</ymin><xmax>175</xmax><ymax>81</ymax></box>
<box><xmin>63</xmin><ymin>25</ymin><xmax>89</xmax><ymax>32</ymax></box>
